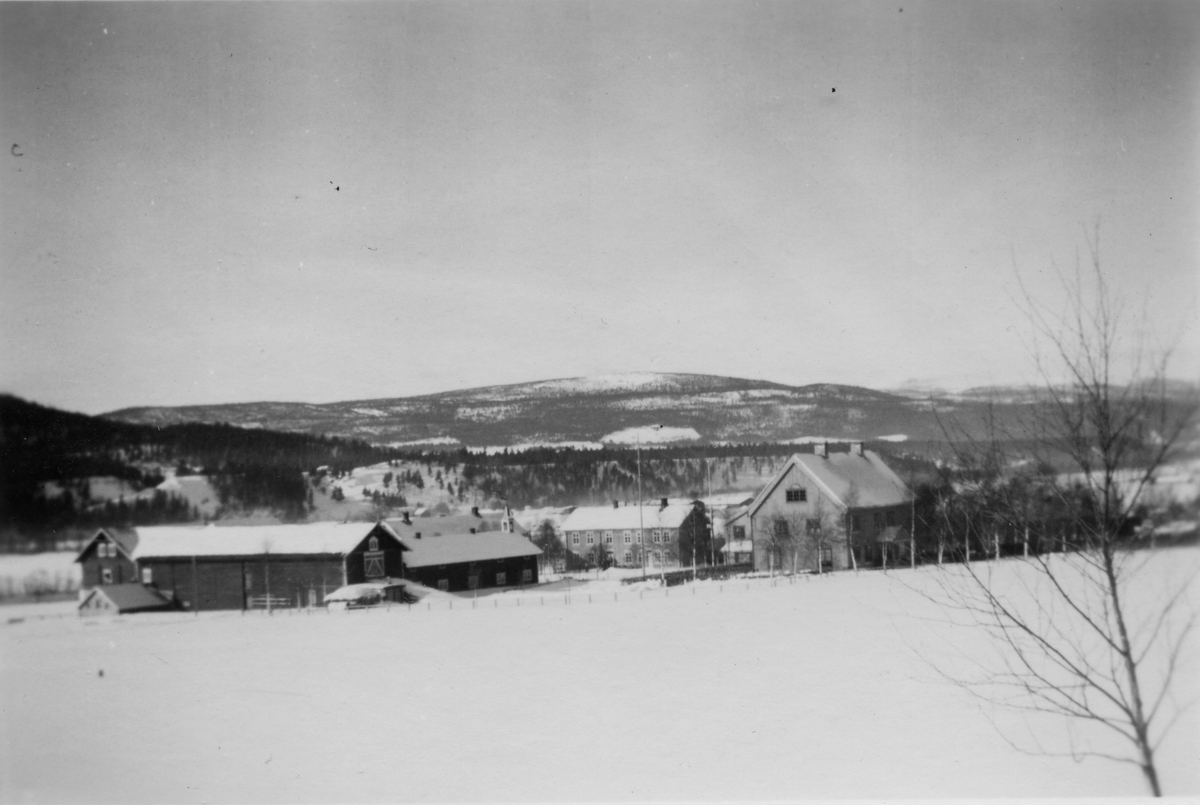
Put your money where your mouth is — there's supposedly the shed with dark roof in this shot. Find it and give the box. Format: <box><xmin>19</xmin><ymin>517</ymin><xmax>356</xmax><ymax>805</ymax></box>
<box><xmin>399</xmin><ymin>530</ymin><xmax>541</xmax><ymax>592</ymax></box>
<box><xmin>78</xmin><ymin>584</ymin><xmax>175</xmax><ymax>615</ymax></box>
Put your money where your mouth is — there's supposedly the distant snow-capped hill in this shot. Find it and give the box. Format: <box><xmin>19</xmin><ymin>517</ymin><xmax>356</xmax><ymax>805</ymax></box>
<box><xmin>102</xmin><ymin>371</ymin><xmax>996</xmax><ymax>447</ymax></box>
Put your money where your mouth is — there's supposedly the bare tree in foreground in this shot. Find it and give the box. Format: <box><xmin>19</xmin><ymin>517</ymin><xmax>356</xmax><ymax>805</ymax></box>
<box><xmin>923</xmin><ymin>231</ymin><xmax>1198</xmax><ymax>796</ymax></box>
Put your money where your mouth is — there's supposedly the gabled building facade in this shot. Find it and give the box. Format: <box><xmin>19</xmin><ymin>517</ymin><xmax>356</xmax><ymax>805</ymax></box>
<box><xmin>559</xmin><ymin>500</ymin><xmax>708</xmax><ymax>569</ymax></box>
<box><xmin>747</xmin><ymin>442</ymin><xmax>913</xmax><ymax>572</ymax></box>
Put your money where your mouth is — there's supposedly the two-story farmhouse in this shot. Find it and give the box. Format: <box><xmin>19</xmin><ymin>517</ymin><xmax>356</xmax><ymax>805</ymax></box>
<box><xmin>560</xmin><ymin>500</ymin><xmax>708</xmax><ymax>569</ymax></box>
<box><xmin>747</xmin><ymin>442</ymin><xmax>912</xmax><ymax>572</ymax></box>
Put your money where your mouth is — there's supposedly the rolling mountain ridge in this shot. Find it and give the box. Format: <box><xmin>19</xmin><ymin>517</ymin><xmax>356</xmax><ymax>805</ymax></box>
<box><xmin>104</xmin><ymin>372</ymin><xmax>1013</xmax><ymax>447</ymax></box>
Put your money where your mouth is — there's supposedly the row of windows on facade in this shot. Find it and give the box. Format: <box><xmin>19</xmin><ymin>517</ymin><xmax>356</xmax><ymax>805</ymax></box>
<box><xmin>436</xmin><ymin>568</ymin><xmax>533</xmax><ymax>591</ymax></box>
<box><xmin>95</xmin><ymin>542</ymin><xmax>121</xmax><ymax>558</ymax></box>
<box><xmin>568</xmin><ymin>529</ymin><xmax>675</xmax><ymax>547</ymax></box>
<box><xmin>771</xmin><ymin>510</ymin><xmax>899</xmax><ymax>538</ymax></box>
<box><xmin>580</xmin><ymin>548</ymin><xmax>665</xmax><ymax>564</ymax></box>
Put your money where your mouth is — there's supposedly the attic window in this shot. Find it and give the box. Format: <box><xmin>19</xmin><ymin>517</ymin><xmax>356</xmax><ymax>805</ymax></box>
<box><xmin>368</xmin><ymin>536</ymin><xmax>379</xmax><ymax>552</ymax></box>
<box><xmin>786</xmin><ymin>488</ymin><xmax>807</xmax><ymax>503</ymax></box>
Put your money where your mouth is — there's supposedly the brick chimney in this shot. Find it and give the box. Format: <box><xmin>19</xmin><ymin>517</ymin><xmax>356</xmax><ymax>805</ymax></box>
<box><xmin>814</xmin><ymin>441</ymin><xmax>827</xmax><ymax>458</ymax></box>
<box><xmin>660</xmin><ymin>497</ymin><xmax>668</xmax><ymax>509</ymax></box>
<box><xmin>469</xmin><ymin>527</ymin><xmax>476</xmax><ymax>534</ymax></box>
<box><xmin>851</xmin><ymin>441</ymin><xmax>864</xmax><ymax>456</ymax></box>
<box><xmin>471</xmin><ymin>506</ymin><xmax>480</xmax><ymax>518</ymax></box>
<box><xmin>402</xmin><ymin>510</ymin><xmax>412</xmax><ymax>525</ymax></box>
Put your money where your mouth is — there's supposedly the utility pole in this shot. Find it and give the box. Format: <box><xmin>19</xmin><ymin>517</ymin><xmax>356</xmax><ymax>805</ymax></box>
<box><xmin>637</xmin><ymin>430</ymin><xmax>645</xmax><ymax>580</ymax></box>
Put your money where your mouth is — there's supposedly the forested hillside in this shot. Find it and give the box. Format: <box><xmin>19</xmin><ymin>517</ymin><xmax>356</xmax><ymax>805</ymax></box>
<box><xmin>0</xmin><ymin>395</ymin><xmax>394</xmax><ymax>549</ymax></box>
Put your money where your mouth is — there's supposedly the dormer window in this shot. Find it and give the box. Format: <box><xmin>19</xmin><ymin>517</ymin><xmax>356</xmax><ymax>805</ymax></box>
<box><xmin>786</xmin><ymin>487</ymin><xmax>807</xmax><ymax>503</ymax></box>
<box><xmin>368</xmin><ymin>536</ymin><xmax>379</xmax><ymax>552</ymax></box>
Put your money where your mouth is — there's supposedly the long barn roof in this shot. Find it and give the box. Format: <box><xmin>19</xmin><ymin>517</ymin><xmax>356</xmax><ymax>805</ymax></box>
<box><xmin>103</xmin><ymin>522</ymin><xmax>405</xmax><ymax>561</ymax></box>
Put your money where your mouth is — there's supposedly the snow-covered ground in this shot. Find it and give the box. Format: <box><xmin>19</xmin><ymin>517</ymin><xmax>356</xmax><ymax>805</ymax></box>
<box><xmin>3</xmin><ymin>552</ymin><xmax>1197</xmax><ymax>801</ymax></box>
<box><xmin>0</xmin><ymin>551</ymin><xmax>81</xmax><ymax>598</ymax></box>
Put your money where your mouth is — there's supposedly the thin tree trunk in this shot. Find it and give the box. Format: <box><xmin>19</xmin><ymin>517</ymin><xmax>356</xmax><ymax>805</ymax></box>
<box><xmin>1103</xmin><ymin>543</ymin><xmax>1162</xmax><ymax>796</ymax></box>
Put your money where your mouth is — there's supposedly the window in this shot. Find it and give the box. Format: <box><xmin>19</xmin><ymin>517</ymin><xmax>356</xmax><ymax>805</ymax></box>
<box><xmin>821</xmin><ymin>546</ymin><xmax>834</xmax><ymax>565</ymax></box>
<box><xmin>438</xmin><ymin>579</ymin><xmax>449</xmax><ymax>591</ymax></box>
<box><xmin>874</xmin><ymin>513</ymin><xmax>884</xmax><ymax>530</ymax></box>
<box><xmin>636</xmin><ymin>532</ymin><xmax>642</xmax><ymax>544</ymax></box>
<box><xmin>774</xmin><ymin>520</ymin><xmax>790</xmax><ymax>538</ymax></box>
<box><xmin>496</xmin><ymin>572</ymin><xmax>507</xmax><ymax>586</ymax></box>
<box><xmin>786</xmin><ymin>488</ymin><xmax>807</xmax><ymax>503</ymax></box>
<box><xmin>572</xmin><ymin>535</ymin><xmax>580</xmax><ymax>546</ymax></box>
<box><xmin>733</xmin><ymin>526</ymin><xmax>745</xmax><ymax>540</ymax></box>
<box><xmin>522</xmin><ymin>569</ymin><xmax>533</xmax><ymax>583</ymax></box>
<box><xmin>653</xmin><ymin>532</ymin><xmax>661</xmax><ymax>543</ymax></box>
<box><xmin>623</xmin><ymin>532</ymin><xmax>632</xmax><ymax>544</ymax></box>
<box><xmin>887</xmin><ymin>510</ymin><xmax>899</xmax><ymax>527</ymax></box>
<box><xmin>653</xmin><ymin>551</ymin><xmax>662</xmax><ymax>563</ymax></box>
<box><xmin>586</xmin><ymin>534</ymin><xmax>594</xmax><ymax>545</ymax></box>
<box><xmin>101</xmin><ymin>568</ymin><xmax>113</xmax><ymax>584</ymax></box>
<box><xmin>368</xmin><ymin>536</ymin><xmax>379</xmax><ymax>552</ymax></box>
<box><xmin>623</xmin><ymin>551</ymin><xmax>632</xmax><ymax>564</ymax></box>
<box><xmin>605</xmin><ymin>534</ymin><xmax>613</xmax><ymax>545</ymax></box>
<box><xmin>806</xmin><ymin>519</ymin><xmax>821</xmax><ymax>535</ymax></box>
<box><xmin>852</xmin><ymin>515</ymin><xmax>862</xmax><ymax>531</ymax></box>
<box><xmin>468</xmin><ymin>575</ymin><xmax>479</xmax><ymax>590</ymax></box>
<box><xmin>141</xmin><ymin>567</ymin><xmax>152</xmax><ymax>584</ymax></box>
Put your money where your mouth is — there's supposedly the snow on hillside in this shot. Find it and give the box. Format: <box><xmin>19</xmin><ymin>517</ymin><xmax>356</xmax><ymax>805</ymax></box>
<box><xmin>601</xmin><ymin>425</ymin><xmax>701</xmax><ymax>444</ymax></box>
<box><xmin>522</xmin><ymin>372</ymin><xmax>693</xmax><ymax>395</ymax></box>
<box><xmin>477</xmin><ymin>441</ymin><xmax>604</xmax><ymax>455</ymax></box>
<box><xmin>381</xmin><ymin>436</ymin><xmax>462</xmax><ymax>448</ymax></box>
<box><xmin>4</xmin><ymin>551</ymin><xmax>1196</xmax><ymax>801</ymax></box>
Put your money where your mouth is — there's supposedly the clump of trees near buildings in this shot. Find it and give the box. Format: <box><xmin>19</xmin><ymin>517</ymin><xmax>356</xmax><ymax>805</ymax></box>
<box><xmin>910</xmin><ymin>235</ymin><xmax>1198</xmax><ymax>797</ymax></box>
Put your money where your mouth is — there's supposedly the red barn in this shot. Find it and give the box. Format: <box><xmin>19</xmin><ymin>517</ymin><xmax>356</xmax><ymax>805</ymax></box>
<box><xmin>76</xmin><ymin>522</ymin><xmax>409</xmax><ymax>611</ymax></box>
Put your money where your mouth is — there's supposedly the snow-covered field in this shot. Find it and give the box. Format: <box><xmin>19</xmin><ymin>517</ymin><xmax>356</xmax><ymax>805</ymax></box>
<box><xmin>0</xmin><ymin>551</ymin><xmax>80</xmax><ymax>598</ymax></box>
<box><xmin>3</xmin><ymin>552</ymin><xmax>1197</xmax><ymax>802</ymax></box>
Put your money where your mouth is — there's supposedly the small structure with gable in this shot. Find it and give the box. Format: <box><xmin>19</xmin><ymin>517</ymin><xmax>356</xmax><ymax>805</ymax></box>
<box><xmin>78</xmin><ymin>583</ymin><xmax>174</xmax><ymax>615</ymax></box>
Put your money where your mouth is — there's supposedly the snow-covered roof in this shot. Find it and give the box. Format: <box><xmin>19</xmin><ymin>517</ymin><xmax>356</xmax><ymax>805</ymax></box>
<box><xmin>749</xmin><ymin>451</ymin><xmax>911</xmax><ymax>517</ymax></box>
<box><xmin>560</xmin><ymin>503</ymin><xmax>697</xmax><ymax>532</ymax></box>
<box><xmin>387</xmin><ymin>512</ymin><xmax>528</xmax><ymax>538</ymax></box>
<box><xmin>324</xmin><ymin>581</ymin><xmax>406</xmax><ymax>603</ymax></box>
<box><xmin>401</xmin><ymin>531</ymin><xmax>541</xmax><ymax>568</ymax></box>
<box><xmin>80</xmin><ymin>584</ymin><xmax>172</xmax><ymax>612</ymax></box>
<box><xmin>721</xmin><ymin>540</ymin><xmax>753</xmax><ymax>554</ymax></box>
<box><xmin>124</xmin><ymin>522</ymin><xmax>404</xmax><ymax>560</ymax></box>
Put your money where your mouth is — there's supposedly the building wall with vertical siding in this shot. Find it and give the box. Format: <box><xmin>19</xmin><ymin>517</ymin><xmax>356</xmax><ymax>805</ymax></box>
<box><xmin>404</xmin><ymin>554</ymin><xmax>538</xmax><ymax>593</ymax></box>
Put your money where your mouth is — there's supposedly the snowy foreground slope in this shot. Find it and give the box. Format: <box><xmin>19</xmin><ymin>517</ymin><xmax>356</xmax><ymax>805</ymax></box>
<box><xmin>3</xmin><ymin>554</ymin><xmax>1198</xmax><ymax>802</ymax></box>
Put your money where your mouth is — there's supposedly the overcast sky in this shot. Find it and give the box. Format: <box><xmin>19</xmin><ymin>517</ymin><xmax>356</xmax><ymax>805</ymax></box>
<box><xmin>2</xmin><ymin>1</ymin><xmax>1196</xmax><ymax>414</ymax></box>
